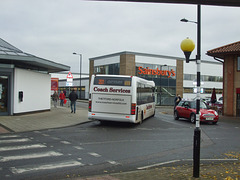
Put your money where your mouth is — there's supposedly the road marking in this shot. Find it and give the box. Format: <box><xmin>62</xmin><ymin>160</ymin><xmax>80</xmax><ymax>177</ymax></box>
<box><xmin>0</xmin><ymin>144</ymin><xmax>46</xmax><ymax>152</ymax></box>
<box><xmin>88</xmin><ymin>152</ymin><xmax>101</xmax><ymax>157</ymax></box>
<box><xmin>0</xmin><ymin>135</ymin><xmax>20</xmax><ymax>139</ymax></box>
<box><xmin>0</xmin><ymin>138</ymin><xmax>30</xmax><ymax>144</ymax></box>
<box><xmin>137</xmin><ymin>160</ymin><xmax>180</xmax><ymax>170</ymax></box>
<box><xmin>0</xmin><ymin>151</ymin><xmax>63</xmax><ymax>162</ymax></box>
<box><xmin>73</xmin><ymin>146</ymin><xmax>83</xmax><ymax>150</ymax></box>
<box><xmin>10</xmin><ymin>161</ymin><xmax>84</xmax><ymax>174</ymax></box>
<box><xmin>108</xmin><ymin>160</ymin><xmax>120</xmax><ymax>165</ymax></box>
<box><xmin>60</xmin><ymin>141</ymin><xmax>71</xmax><ymax>144</ymax></box>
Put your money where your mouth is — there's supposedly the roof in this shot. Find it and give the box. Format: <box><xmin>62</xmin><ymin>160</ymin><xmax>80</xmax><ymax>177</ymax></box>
<box><xmin>0</xmin><ymin>38</ymin><xmax>70</xmax><ymax>73</ymax></box>
<box><xmin>207</xmin><ymin>41</ymin><xmax>240</xmax><ymax>59</ymax></box>
<box><xmin>90</xmin><ymin>51</ymin><xmax>222</xmax><ymax>65</ymax></box>
<box><xmin>90</xmin><ymin>51</ymin><xmax>185</xmax><ymax>61</ymax></box>
<box><xmin>92</xmin><ymin>0</ymin><xmax>240</xmax><ymax>7</ymax></box>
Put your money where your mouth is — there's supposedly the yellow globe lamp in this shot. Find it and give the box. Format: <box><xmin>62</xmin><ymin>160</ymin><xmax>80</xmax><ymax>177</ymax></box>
<box><xmin>180</xmin><ymin>38</ymin><xmax>195</xmax><ymax>63</ymax></box>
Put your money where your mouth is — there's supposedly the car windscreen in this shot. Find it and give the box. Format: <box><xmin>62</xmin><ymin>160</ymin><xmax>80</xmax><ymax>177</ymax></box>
<box><xmin>190</xmin><ymin>101</ymin><xmax>208</xmax><ymax>109</ymax></box>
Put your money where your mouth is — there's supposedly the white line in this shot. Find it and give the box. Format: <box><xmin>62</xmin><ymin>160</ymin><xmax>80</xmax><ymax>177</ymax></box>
<box><xmin>10</xmin><ymin>161</ymin><xmax>84</xmax><ymax>174</ymax></box>
<box><xmin>0</xmin><ymin>151</ymin><xmax>63</xmax><ymax>162</ymax></box>
<box><xmin>0</xmin><ymin>138</ymin><xmax>30</xmax><ymax>144</ymax></box>
<box><xmin>0</xmin><ymin>144</ymin><xmax>46</xmax><ymax>152</ymax></box>
<box><xmin>108</xmin><ymin>160</ymin><xmax>120</xmax><ymax>165</ymax></box>
<box><xmin>0</xmin><ymin>135</ymin><xmax>20</xmax><ymax>139</ymax></box>
<box><xmin>73</xmin><ymin>146</ymin><xmax>83</xmax><ymax>150</ymax></box>
<box><xmin>137</xmin><ymin>160</ymin><xmax>180</xmax><ymax>170</ymax></box>
<box><xmin>88</xmin><ymin>152</ymin><xmax>101</xmax><ymax>157</ymax></box>
<box><xmin>60</xmin><ymin>141</ymin><xmax>71</xmax><ymax>145</ymax></box>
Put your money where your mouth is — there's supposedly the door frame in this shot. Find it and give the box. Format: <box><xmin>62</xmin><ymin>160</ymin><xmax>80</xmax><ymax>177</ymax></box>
<box><xmin>0</xmin><ymin>67</ymin><xmax>14</xmax><ymax>116</ymax></box>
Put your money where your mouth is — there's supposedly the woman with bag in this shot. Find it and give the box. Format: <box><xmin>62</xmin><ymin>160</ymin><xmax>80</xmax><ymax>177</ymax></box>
<box><xmin>59</xmin><ymin>91</ymin><xmax>66</xmax><ymax>106</ymax></box>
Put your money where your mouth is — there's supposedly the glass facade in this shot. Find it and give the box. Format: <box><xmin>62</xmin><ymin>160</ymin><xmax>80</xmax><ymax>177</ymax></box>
<box><xmin>184</xmin><ymin>74</ymin><xmax>223</xmax><ymax>82</ymax></box>
<box><xmin>94</xmin><ymin>63</ymin><xmax>120</xmax><ymax>75</ymax></box>
<box><xmin>136</xmin><ymin>63</ymin><xmax>176</xmax><ymax>106</ymax></box>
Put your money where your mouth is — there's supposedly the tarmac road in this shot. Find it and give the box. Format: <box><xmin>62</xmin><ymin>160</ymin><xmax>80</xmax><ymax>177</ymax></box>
<box><xmin>0</xmin><ymin>103</ymin><xmax>239</xmax><ymax>179</ymax></box>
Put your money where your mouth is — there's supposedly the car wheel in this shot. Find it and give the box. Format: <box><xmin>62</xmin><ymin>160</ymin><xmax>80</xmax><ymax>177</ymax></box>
<box><xmin>174</xmin><ymin>111</ymin><xmax>179</xmax><ymax>120</ymax></box>
<box><xmin>190</xmin><ymin>113</ymin><xmax>196</xmax><ymax>124</ymax></box>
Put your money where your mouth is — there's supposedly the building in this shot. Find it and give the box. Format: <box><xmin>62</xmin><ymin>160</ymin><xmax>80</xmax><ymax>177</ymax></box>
<box><xmin>207</xmin><ymin>41</ymin><xmax>240</xmax><ymax>117</ymax></box>
<box><xmin>89</xmin><ymin>51</ymin><xmax>223</xmax><ymax>106</ymax></box>
<box><xmin>0</xmin><ymin>38</ymin><xmax>70</xmax><ymax>116</ymax></box>
<box><xmin>58</xmin><ymin>75</ymin><xmax>89</xmax><ymax>100</ymax></box>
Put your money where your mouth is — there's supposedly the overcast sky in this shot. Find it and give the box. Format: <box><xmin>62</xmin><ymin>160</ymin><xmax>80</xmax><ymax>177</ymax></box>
<box><xmin>1</xmin><ymin>0</ymin><xmax>240</xmax><ymax>74</ymax></box>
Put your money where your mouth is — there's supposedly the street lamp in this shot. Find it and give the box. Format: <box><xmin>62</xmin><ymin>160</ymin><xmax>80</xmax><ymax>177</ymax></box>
<box><xmin>180</xmin><ymin>4</ymin><xmax>201</xmax><ymax>178</ymax></box>
<box><xmin>73</xmin><ymin>52</ymin><xmax>82</xmax><ymax>100</ymax></box>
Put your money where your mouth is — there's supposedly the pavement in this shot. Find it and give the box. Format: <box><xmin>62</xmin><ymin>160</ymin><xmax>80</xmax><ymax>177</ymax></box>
<box><xmin>0</xmin><ymin>102</ymin><xmax>239</xmax><ymax>179</ymax></box>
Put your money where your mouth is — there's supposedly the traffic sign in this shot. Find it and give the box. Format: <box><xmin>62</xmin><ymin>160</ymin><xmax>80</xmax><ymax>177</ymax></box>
<box><xmin>66</xmin><ymin>82</ymin><xmax>73</xmax><ymax>87</ymax></box>
<box><xmin>67</xmin><ymin>72</ymin><xmax>73</xmax><ymax>79</ymax></box>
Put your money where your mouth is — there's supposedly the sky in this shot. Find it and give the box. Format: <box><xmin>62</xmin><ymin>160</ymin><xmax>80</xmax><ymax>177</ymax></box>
<box><xmin>1</xmin><ymin>0</ymin><xmax>240</xmax><ymax>75</ymax></box>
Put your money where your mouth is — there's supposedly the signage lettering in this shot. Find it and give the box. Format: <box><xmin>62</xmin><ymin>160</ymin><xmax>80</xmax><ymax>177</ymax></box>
<box><xmin>138</xmin><ymin>66</ymin><xmax>175</xmax><ymax>78</ymax></box>
<box><xmin>93</xmin><ymin>87</ymin><xmax>131</xmax><ymax>93</ymax></box>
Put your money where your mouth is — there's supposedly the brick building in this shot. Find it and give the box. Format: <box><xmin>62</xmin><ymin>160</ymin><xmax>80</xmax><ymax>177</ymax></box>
<box><xmin>207</xmin><ymin>41</ymin><xmax>240</xmax><ymax>117</ymax></box>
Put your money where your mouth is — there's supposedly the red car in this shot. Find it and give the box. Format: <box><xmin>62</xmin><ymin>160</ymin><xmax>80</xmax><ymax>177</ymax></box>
<box><xmin>174</xmin><ymin>100</ymin><xmax>219</xmax><ymax>124</ymax></box>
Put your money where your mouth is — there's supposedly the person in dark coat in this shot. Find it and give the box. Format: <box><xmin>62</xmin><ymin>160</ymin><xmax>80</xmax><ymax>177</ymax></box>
<box><xmin>174</xmin><ymin>94</ymin><xmax>181</xmax><ymax>109</ymax></box>
<box><xmin>69</xmin><ymin>88</ymin><xmax>78</xmax><ymax>113</ymax></box>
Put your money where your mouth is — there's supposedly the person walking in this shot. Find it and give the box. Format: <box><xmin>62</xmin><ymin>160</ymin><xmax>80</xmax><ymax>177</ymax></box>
<box><xmin>59</xmin><ymin>91</ymin><xmax>66</xmax><ymax>106</ymax></box>
<box><xmin>52</xmin><ymin>91</ymin><xmax>59</xmax><ymax>108</ymax></box>
<box><xmin>174</xmin><ymin>94</ymin><xmax>181</xmax><ymax>109</ymax></box>
<box><xmin>69</xmin><ymin>88</ymin><xmax>78</xmax><ymax>113</ymax></box>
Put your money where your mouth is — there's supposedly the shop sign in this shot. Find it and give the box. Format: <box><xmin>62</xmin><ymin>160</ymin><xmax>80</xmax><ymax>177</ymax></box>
<box><xmin>137</xmin><ymin>66</ymin><xmax>175</xmax><ymax>78</ymax></box>
<box><xmin>51</xmin><ymin>78</ymin><xmax>59</xmax><ymax>91</ymax></box>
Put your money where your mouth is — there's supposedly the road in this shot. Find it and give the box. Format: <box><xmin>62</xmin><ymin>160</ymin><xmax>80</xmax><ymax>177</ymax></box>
<box><xmin>0</xmin><ymin>106</ymin><xmax>239</xmax><ymax>179</ymax></box>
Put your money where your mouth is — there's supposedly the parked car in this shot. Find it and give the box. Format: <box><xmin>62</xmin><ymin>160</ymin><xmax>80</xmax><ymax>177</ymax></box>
<box><xmin>204</xmin><ymin>100</ymin><xmax>223</xmax><ymax>114</ymax></box>
<box><xmin>174</xmin><ymin>100</ymin><xmax>219</xmax><ymax>124</ymax></box>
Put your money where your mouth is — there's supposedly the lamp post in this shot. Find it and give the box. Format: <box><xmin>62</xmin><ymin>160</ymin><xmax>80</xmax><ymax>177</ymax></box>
<box><xmin>73</xmin><ymin>52</ymin><xmax>82</xmax><ymax>100</ymax></box>
<box><xmin>180</xmin><ymin>4</ymin><xmax>201</xmax><ymax>178</ymax></box>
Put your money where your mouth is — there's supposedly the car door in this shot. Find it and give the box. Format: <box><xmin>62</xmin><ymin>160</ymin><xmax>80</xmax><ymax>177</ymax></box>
<box><xmin>177</xmin><ymin>101</ymin><xmax>185</xmax><ymax>117</ymax></box>
<box><xmin>182</xmin><ymin>101</ymin><xmax>192</xmax><ymax>119</ymax></box>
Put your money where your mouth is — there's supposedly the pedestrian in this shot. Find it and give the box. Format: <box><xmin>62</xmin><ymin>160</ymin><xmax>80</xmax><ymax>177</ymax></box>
<box><xmin>174</xmin><ymin>94</ymin><xmax>181</xmax><ymax>109</ymax></box>
<box><xmin>59</xmin><ymin>91</ymin><xmax>66</xmax><ymax>106</ymax></box>
<box><xmin>69</xmin><ymin>88</ymin><xmax>78</xmax><ymax>113</ymax></box>
<box><xmin>52</xmin><ymin>91</ymin><xmax>59</xmax><ymax>108</ymax></box>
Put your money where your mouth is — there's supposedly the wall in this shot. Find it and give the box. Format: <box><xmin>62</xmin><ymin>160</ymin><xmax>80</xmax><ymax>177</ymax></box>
<box><xmin>176</xmin><ymin>60</ymin><xmax>183</xmax><ymax>97</ymax></box>
<box><xmin>14</xmin><ymin>68</ymin><xmax>51</xmax><ymax>114</ymax></box>
<box><xmin>120</xmin><ymin>54</ymin><xmax>135</xmax><ymax>76</ymax></box>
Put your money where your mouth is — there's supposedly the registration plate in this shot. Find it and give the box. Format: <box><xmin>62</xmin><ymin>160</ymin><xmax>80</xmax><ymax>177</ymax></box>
<box><xmin>206</xmin><ymin>118</ymin><xmax>213</xmax><ymax>120</ymax></box>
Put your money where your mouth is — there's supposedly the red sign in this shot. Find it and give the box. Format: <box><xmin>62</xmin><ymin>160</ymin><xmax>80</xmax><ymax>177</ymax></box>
<box><xmin>51</xmin><ymin>78</ymin><xmax>59</xmax><ymax>91</ymax></box>
<box><xmin>138</xmin><ymin>66</ymin><xmax>176</xmax><ymax>78</ymax></box>
<box><xmin>67</xmin><ymin>72</ymin><xmax>73</xmax><ymax>79</ymax></box>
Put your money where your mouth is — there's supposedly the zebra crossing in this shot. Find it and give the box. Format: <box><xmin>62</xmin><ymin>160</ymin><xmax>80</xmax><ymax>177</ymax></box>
<box><xmin>0</xmin><ymin>132</ymin><xmax>120</xmax><ymax>179</ymax></box>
